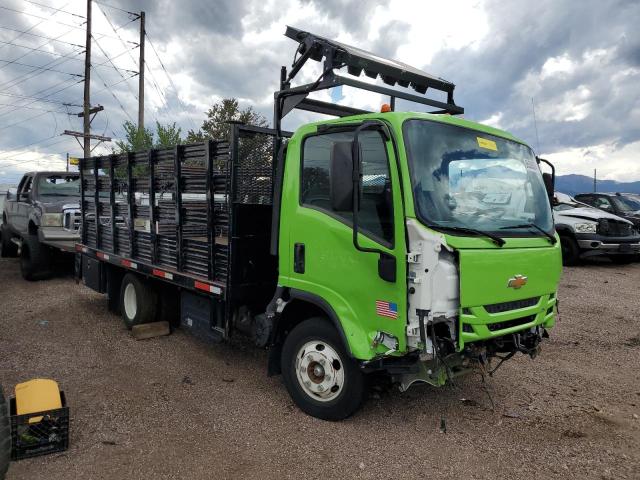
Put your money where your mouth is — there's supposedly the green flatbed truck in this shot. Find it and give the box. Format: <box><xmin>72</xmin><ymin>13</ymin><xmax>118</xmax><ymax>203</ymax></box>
<box><xmin>78</xmin><ymin>27</ymin><xmax>562</xmax><ymax>420</ymax></box>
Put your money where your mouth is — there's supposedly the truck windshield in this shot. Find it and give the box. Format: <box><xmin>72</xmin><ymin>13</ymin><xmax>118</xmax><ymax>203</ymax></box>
<box><xmin>38</xmin><ymin>175</ymin><xmax>80</xmax><ymax>197</ymax></box>
<box><xmin>403</xmin><ymin>119</ymin><xmax>553</xmax><ymax>237</ymax></box>
<box><xmin>612</xmin><ymin>196</ymin><xmax>640</xmax><ymax>212</ymax></box>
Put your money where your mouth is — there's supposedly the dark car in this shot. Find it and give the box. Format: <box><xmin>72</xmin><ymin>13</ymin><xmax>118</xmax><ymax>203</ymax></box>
<box><xmin>574</xmin><ymin>192</ymin><xmax>640</xmax><ymax>230</ymax></box>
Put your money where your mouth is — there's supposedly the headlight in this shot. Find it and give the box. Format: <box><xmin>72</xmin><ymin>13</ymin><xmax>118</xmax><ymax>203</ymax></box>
<box><xmin>574</xmin><ymin>222</ymin><xmax>597</xmax><ymax>233</ymax></box>
<box><xmin>41</xmin><ymin>213</ymin><xmax>63</xmax><ymax>227</ymax></box>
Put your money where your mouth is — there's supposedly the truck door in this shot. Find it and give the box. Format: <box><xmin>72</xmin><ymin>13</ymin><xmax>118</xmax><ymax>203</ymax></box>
<box><xmin>279</xmin><ymin>127</ymin><xmax>407</xmax><ymax>359</ymax></box>
<box><xmin>15</xmin><ymin>175</ymin><xmax>33</xmax><ymax>234</ymax></box>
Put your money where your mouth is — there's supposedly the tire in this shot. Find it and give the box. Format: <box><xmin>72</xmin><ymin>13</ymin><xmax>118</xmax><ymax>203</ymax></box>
<box><xmin>0</xmin><ymin>386</ymin><xmax>10</xmax><ymax>480</ymax></box>
<box><xmin>0</xmin><ymin>225</ymin><xmax>17</xmax><ymax>258</ymax></box>
<box><xmin>609</xmin><ymin>254</ymin><xmax>635</xmax><ymax>265</ymax></box>
<box><xmin>281</xmin><ymin>317</ymin><xmax>365</xmax><ymax>421</ymax></box>
<box><xmin>20</xmin><ymin>234</ymin><xmax>52</xmax><ymax>281</ymax></box>
<box><xmin>559</xmin><ymin>235</ymin><xmax>580</xmax><ymax>266</ymax></box>
<box><xmin>119</xmin><ymin>273</ymin><xmax>158</xmax><ymax>329</ymax></box>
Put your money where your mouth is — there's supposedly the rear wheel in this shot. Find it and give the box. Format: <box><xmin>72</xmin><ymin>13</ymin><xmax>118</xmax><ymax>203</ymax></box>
<box><xmin>119</xmin><ymin>273</ymin><xmax>158</xmax><ymax>329</ymax></box>
<box><xmin>0</xmin><ymin>386</ymin><xmax>10</xmax><ymax>480</ymax></box>
<box><xmin>0</xmin><ymin>225</ymin><xmax>17</xmax><ymax>258</ymax></box>
<box><xmin>559</xmin><ymin>234</ymin><xmax>580</xmax><ymax>266</ymax></box>
<box><xmin>281</xmin><ymin>317</ymin><xmax>365</xmax><ymax>421</ymax></box>
<box><xmin>20</xmin><ymin>234</ymin><xmax>52</xmax><ymax>280</ymax></box>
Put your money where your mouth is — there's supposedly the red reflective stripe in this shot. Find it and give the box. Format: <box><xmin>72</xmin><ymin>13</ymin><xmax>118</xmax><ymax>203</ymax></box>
<box><xmin>152</xmin><ymin>269</ymin><xmax>164</xmax><ymax>277</ymax></box>
<box><xmin>75</xmin><ymin>244</ymin><xmax>82</xmax><ymax>252</ymax></box>
<box><xmin>121</xmin><ymin>260</ymin><xmax>131</xmax><ymax>268</ymax></box>
<box><xmin>194</xmin><ymin>281</ymin><xmax>210</xmax><ymax>292</ymax></box>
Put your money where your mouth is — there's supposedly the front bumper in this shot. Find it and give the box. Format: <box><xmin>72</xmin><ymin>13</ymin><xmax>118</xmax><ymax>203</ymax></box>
<box><xmin>38</xmin><ymin>227</ymin><xmax>80</xmax><ymax>252</ymax></box>
<box><xmin>575</xmin><ymin>233</ymin><xmax>640</xmax><ymax>256</ymax></box>
<box><xmin>460</xmin><ymin>293</ymin><xmax>556</xmax><ymax>349</ymax></box>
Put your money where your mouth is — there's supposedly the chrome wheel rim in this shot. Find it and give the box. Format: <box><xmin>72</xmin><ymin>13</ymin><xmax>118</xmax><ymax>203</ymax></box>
<box><xmin>124</xmin><ymin>283</ymin><xmax>137</xmax><ymax>320</ymax></box>
<box><xmin>295</xmin><ymin>340</ymin><xmax>345</xmax><ymax>402</ymax></box>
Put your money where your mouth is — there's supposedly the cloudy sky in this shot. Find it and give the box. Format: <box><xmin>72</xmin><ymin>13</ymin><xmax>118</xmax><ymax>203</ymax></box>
<box><xmin>0</xmin><ymin>0</ymin><xmax>638</xmax><ymax>184</ymax></box>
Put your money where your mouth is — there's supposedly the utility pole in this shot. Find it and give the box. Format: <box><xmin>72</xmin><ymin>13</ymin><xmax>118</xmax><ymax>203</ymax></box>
<box><xmin>594</xmin><ymin>169</ymin><xmax>597</xmax><ymax>192</ymax></box>
<box><xmin>66</xmin><ymin>152</ymin><xmax>69</xmax><ymax>172</ymax></box>
<box><xmin>83</xmin><ymin>0</ymin><xmax>92</xmax><ymax>158</ymax></box>
<box><xmin>65</xmin><ymin>1</ymin><xmax>110</xmax><ymax>154</ymax></box>
<box><xmin>138</xmin><ymin>11</ymin><xmax>145</xmax><ymax>130</ymax></box>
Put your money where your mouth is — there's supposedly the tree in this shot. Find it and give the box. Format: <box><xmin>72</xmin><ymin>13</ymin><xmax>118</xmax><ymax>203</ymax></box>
<box><xmin>186</xmin><ymin>98</ymin><xmax>268</xmax><ymax>142</ymax></box>
<box><xmin>114</xmin><ymin>121</ymin><xmax>154</xmax><ymax>153</ymax></box>
<box><xmin>114</xmin><ymin>121</ymin><xmax>183</xmax><ymax>153</ymax></box>
<box><xmin>156</xmin><ymin>122</ymin><xmax>182</xmax><ymax>148</ymax></box>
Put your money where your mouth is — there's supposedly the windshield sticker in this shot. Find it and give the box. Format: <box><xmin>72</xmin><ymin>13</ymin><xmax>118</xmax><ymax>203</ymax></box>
<box><xmin>477</xmin><ymin>137</ymin><xmax>497</xmax><ymax>151</ymax></box>
<box><xmin>524</xmin><ymin>156</ymin><xmax>539</xmax><ymax>172</ymax></box>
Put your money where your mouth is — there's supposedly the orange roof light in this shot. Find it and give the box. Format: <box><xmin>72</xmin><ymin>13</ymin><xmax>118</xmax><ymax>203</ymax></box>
<box><xmin>380</xmin><ymin>103</ymin><xmax>392</xmax><ymax>113</ymax></box>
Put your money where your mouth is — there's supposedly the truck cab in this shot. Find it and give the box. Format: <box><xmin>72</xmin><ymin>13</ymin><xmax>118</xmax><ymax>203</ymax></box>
<box><xmin>1</xmin><ymin>171</ymin><xmax>81</xmax><ymax>279</ymax></box>
<box><xmin>76</xmin><ymin>27</ymin><xmax>562</xmax><ymax>421</ymax></box>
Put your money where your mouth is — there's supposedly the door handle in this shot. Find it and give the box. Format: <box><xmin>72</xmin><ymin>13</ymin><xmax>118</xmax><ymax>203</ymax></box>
<box><xmin>294</xmin><ymin>243</ymin><xmax>305</xmax><ymax>274</ymax></box>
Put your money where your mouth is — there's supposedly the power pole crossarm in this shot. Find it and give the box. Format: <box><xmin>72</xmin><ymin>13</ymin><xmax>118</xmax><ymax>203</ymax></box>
<box><xmin>138</xmin><ymin>11</ymin><xmax>145</xmax><ymax>130</ymax></box>
<box><xmin>83</xmin><ymin>0</ymin><xmax>92</xmax><ymax>159</ymax></box>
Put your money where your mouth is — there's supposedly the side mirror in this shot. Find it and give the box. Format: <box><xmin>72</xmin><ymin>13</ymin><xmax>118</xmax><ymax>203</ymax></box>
<box><xmin>330</xmin><ymin>141</ymin><xmax>354</xmax><ymax>211</ymax></box>
<box><xmin>542</xmin><ymin>172</ymin><xmax>554</xmax><ymax>203</ymax></box>
<box><xmin>5</xmin><ymin>187</ymin><xmax>16</xmax><ymax>200</ymax></box>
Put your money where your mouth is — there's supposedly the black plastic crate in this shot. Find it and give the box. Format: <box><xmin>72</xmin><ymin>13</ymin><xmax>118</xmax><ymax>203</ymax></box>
<box><xmin>9</xmin><ymin>392</ymin><xmax>69</xmax><ymax>460</ymax></box>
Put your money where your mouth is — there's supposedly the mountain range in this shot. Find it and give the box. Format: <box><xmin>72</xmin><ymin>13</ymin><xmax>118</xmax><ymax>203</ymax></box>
<box><xmin>555</xmin><ymin>174</ymin><xmax>640</xmax><ymax>196</ymax></box>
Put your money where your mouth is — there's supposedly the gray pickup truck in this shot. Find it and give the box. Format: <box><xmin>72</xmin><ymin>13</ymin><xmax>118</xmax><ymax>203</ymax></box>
<box><xmin>1</xmin><ymin>171</ymin><xmax>81</xmax><ymax>280</ymax></box>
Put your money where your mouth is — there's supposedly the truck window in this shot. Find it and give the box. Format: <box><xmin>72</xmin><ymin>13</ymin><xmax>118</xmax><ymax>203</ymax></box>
<box><xmin>19</xmin><ymin>176</ymin><xmax>33</xmax><ymax>198</ymax></box>
<box><xmin>301</xmin><ymin>130</ymin><xmax>394</xmax><ymax>245</ymax></box>
<box><xmin>593</xmin><ymin>196</ymin><xmax>613</xmax><ymax>211</ymax></box>
<box><xmin>38</xmin><ymin>175</ymin><xmax>80</xmax><ymax>197</ymax></box>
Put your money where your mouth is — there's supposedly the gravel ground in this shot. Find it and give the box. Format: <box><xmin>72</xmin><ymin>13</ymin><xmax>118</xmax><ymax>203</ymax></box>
<box><xmin>1</xmin><ymin>257</ymin><xmax>639</xmax><ymax>480</ymax></box>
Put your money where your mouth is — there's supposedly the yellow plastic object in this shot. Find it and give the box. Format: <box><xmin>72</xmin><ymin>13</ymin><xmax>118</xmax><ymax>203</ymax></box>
<box><xmin>15</xmin><ymin>379</ymin><xmax>62</xmax><ymax>417</ymax></box>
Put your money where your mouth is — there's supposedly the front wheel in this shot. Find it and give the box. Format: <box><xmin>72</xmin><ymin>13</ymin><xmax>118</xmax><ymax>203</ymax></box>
<box><xmin>559</xmin><ymin>235</ymin><xmax>580</xmax><ymax>266</ymax></box>
<box><xmin>281</xmin><ymin>317</ymin><xmax>365</xmax><ymax>421</ymax></box>
<box><xmin>20</xmin><ymin>234</ymin><xmax>52</xmax><ymax>280</ymax></box>
<box><xmin>609</xmin><ymin>254</ymin><xmax>635</xmax><ymax>265</ymax></box>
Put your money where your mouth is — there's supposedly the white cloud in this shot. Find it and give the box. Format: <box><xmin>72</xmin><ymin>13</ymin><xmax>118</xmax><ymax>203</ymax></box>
<box><xmin>546</xmin><ymin>140</ymin><xmax>640</xmax><ymax>180</ymax></box>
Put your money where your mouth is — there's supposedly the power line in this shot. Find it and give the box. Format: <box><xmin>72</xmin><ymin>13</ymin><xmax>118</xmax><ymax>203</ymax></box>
<box><xmin>0</xmin><ymin>43</ymin><xmax>83</xmax><ymax>94</ymax></box>
<box><xmin>0</xmin><ymin>1</ymin><xmax>73</xmax><ymax>53</ymax></box>
<box><xmin>0</xmin><ymin>5</ymin><xmax>86</xmax><ymax>31</ymax></box>
<box><xmin>0</xmin><ymin>58</ymin><xmax>83</xmax><ymax>77</ymax></box>
<box><xmin>0</xmin><ymin>78</ymin><xmax>83</xmax><ymax>118</ymax></box>
<box><xmin>96</xmin><ymin>4</ymin><xmax>162</xmax><ymax>126</ymax></box>
<box><xmin>0</xmin><ymin>102</ymin><xmax>70</xmax><ymax>114</ymax></box>
<box><xmin>21</xmin><ymin>0</ymin><xmax>86</xmax><ymax>19</ymax></box>
<box><xmin>146</xmin><ymin>32</ymin><xmax>198</xmax><ymax>131</ymax></box>
<box><xmin>0</xmin><ymin>6</ymin><xmax>133</xmax><ymax>44</ymax></box>
<box><xmin>93</xmin><ymin>0</ymin><xmax>138</xmax><ymax>17</ymax></box>
<box><xmin>0</xmin><ymin>25</ymin><xmax>84</xmax><ymax>49</ymax></box>
<box><xmin>0</xmin><ymin>91</ymin><xmax>81</xmax><ymax>107</ymax></box>
<box><xmin>0</xmin><ymin>135</ymin><xmax>71</xmax><ymax>163</ymax></box>
<box><xmin>91</xmin><ymin>65</ymin><xmax>134</xmax><ymax>123</ymax></box>
<box><xmin>91</xmin><ymin>35</ymin><xmax>138</xmax><ymax>101</ymax></box>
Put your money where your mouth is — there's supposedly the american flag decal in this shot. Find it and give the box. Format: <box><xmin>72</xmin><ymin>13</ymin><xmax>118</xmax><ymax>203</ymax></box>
<box><xmin>375</xmin><ymin>300</ymin><xmax>398</xmax><ymax>319</ymax></box>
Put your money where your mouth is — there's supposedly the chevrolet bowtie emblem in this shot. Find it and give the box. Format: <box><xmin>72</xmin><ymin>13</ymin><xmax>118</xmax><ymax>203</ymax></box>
<box><xmin>508</xmin><ymin>274</ymin><xmax>528</xmax><ymax>289</ymax></box>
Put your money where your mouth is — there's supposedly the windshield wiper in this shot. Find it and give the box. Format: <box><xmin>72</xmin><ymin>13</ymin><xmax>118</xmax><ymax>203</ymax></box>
<box><xmin>499</xmin><ymin>223</ymin><xmax>557</xmax><ymax>244</ymax></box>
<box><xmin>436</xmin><ymin>225</ymin><xmax>505</xmax><ymax>247</ymax></box>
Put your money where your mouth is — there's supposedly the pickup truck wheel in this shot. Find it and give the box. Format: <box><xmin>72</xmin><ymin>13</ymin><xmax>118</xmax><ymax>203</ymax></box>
<box><xmin>0</xmin><ymin>225</ymin><xmax>17</xmax><ymax>258</ymax></box>
<box><xmin>609</xmin><ymin>254</ymin><xmax>635</xmax><ymax>265</ymax></box>
<box><xmin>20</xmin><ymin>234</ymin><xmax>52</xmax><ymax>280</ymax></box>
<box><xmin>281</xmin><ymin>317</ymin><xmax>365</xmax><ymax>421</ymax></box>
<box><xmin>559</xmin><ymin>234</ymin><xmax>580</xmax><ymax>266</ymax></box>
<box><xmin>0</xmin><ymin>386</ymin><xmax>10</xmax><ymax>480</ymax></box>
<box><xmin>120</xmin><ymin>273</ymin><xmax>158</xmax><ymax>329</ymax></box>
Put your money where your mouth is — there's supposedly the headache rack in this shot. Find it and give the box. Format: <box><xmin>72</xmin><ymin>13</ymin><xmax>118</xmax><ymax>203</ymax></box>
<box><xmin>274</xmin><ymin>26</ymin><xmax>464</xmax><ymax>136</ymax></box>
<box><xmin>79</xmin><ymin>124</ymin><xmax>290</xmax><ymax>307</ymax></box>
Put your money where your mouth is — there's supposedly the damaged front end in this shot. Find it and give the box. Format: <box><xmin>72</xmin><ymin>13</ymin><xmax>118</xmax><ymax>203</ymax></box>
<box><xmin>371</xmin><ymin>219</ymin><xmax>558</xmax><ymax>393</ymax></box>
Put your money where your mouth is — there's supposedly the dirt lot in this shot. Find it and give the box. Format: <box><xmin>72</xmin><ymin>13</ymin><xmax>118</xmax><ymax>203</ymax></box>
<box><xmin>1</xmin><ymin>257</ymin><xmax>639</xmax><ymax>480</ymax></box>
